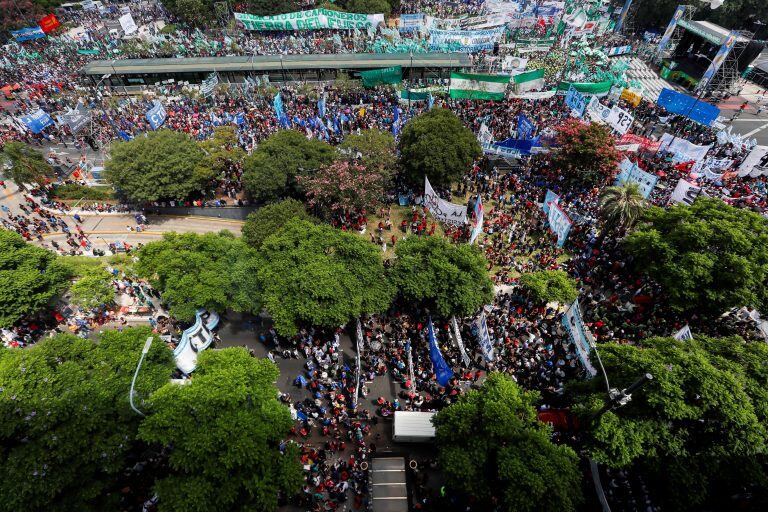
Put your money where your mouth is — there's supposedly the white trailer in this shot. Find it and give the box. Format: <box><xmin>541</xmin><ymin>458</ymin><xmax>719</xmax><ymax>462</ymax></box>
<box><xmin>392</xmin><ymin>411</ymin><xmax>436</xmax><ymax>443</ymax></box>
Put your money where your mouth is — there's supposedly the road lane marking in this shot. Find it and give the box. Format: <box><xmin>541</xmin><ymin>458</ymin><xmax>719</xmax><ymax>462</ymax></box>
<box><xmin>743</xmin><ymin>122</ymin><xmax>768</xmax><ymax>137</ymax></box>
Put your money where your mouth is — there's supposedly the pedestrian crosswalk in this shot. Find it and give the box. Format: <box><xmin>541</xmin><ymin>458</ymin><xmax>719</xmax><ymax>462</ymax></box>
<box><xmin>620</xmin><ymin>57</ymin><xmax>677</xmax><ymax>103</ymax></box>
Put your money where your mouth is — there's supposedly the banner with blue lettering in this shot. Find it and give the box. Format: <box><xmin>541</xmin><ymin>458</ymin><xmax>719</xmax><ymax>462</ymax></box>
<box><xmin>429</xmin><ymin>27</ymin><xmax>504</xmax><ymax>52</ymax></box>
<box><xmin>427</xmin><ymin>317</ymin><xmax>454</xmax><ymax>387</ymax></box>
<box><xmin>565</xmin><ymin>85</ymin><xmax>587</xmax><ymax>118</ymax></box>
<box><xmin>547</xmin><ymin>201</ymin><xmax>572</xmax><ymax>248</ymax></box>
<box><xmin>145</xmin><ymin>100</ymin><xmax>166</xmax><ymax>130</ymax></box>
<box><xmin>516</xmin><ymin>114</ymin><xmax>535</xmax><ymax>139</ymax></box>
<box><xmin>472</xmin><ymin>309</ymin><xmax>495</xmax><ymax>362</ymax></box>
<box><xmin>657</xmin><ymin>88</ymin><xmax>720</xmax><ymax>126</ymax></box>
<box><xmin>19</xmin><ymin>109</ymin><xmax>54</xmax><ymax>134</ymax></box>
<box><xmin>561</xmin><ymin>300</ymin><xmax>597</xmax><ymax>377</ymax></box>
<box><xmin>399</xmin><ymin>13</ymin><xmax>424</xmax><ymax>32</ymax></box>
<box><xmin>606</xmin><ymin>45</ymin><xmax>632</xmax><ymax>56</ymax></box>
<box><xmin>11</xmin><ymin>27</ymin><xmax>46</xmax><ymax>42</ymax></box>
<box><xmin>615</xmin><ymin>158</ymin><xmax>658</xmax><ymax>198</ymax></box>
<box><xmin>542</xmin><ymin>189</ymin><xmax>559</xmax><ymax>215</ymax></box>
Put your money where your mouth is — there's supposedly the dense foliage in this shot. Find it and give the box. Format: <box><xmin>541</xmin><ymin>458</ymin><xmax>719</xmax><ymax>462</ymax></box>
<box><xmin>575</xmin><ymin>335</ymin><xmax>768</xmax><ymax>511</ymax></box>
<box><xmin>398</xmin><ymin>108</ymin><xmax>482</xmax><ymax>186</ymax></box>
<box><xmin>519</xmin><ymin>270</ymin><xmax>578</xmax><ymax>305</ymax></box>
<box><xmin>139</xmin><ymin>348</ymin><xmax>302</xmax><ymax>512</ymax></box>
<box><xmin>105</xmin><ymin>130</ymin><xmax>213</xmax><ymax>203</ymax></box>
<box><xmin>136</xmin><ymin>231</ymin><xmax>261</xmax><ymax>321</ymax></box>
<box><xmin>551</xmin><ymin>119</ymin><xmax>620</xmax><ymax>186</ymax></box>
<box><xmin>390</xmin><ymin>236</ymin><xmax>493</xmax><ymax>318</ymax></box>
<box><xmin>242</xmin><ymin>129</ymin><xmax>335</xmax><ymax>202</ymax></box>
<box><xmin>0</xmin><ymin>141</ymin><xmax>55</xmax><ymax>188</ymax></box>
<box><xmin>624</xmin><ymin>198</ymin><xmax>768</xmax><ymax>315</ymax></box>
<box><xmin>434</xmin><ymin>373</ymin><xmax>583</xmax><ymax>512</ymax></box>
<box><xmin>68</xmin><ymin>271</ymin><xmax>115</xmax><ymax>310</ymax></box>
<box><xmin>241</xmin><ymin>198</ymin><xmax>315</xmax><ymax>248</ymax></box>
<box><xmin>0</xmin><ymin>230</ymin><xmax>71</xmax><ymax>328</ymax></box>
<box><xmin>0</xmin><ymin>328</ymin><xmax>174</xmax><ymax>512</ymax></box>
<box><xmin>257</xmin><ymin>219</ymin><xmax>394</xmax><ymax>335</ymax></box>
<box><xmin>338</xmin><ymin>128</ymin><xmax>398</xmax><ymax>179</ymax></box>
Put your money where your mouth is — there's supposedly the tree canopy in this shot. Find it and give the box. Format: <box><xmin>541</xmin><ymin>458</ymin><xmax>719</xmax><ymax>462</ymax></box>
<box><xmin>105</xmin><ymin>129</ymin><xmax>214</xmax><ymax>203</ymax></box>
<box><xmin>519</xmin><ymin>270</ymin><xmax>578</xmax><ymax>305</ymax></box>
<box><xmin>434</xmin><ymin>373</ymin><xmax>583</xmax><ymax>512</ymax></box>
<box><xmin>551</xmin><ymin>119</ymin><xmax>620</xmax><ymax>187</ymax></box>
<box><xmin>241</xmin><ymin>198</ymin><xmax>315</xmax><ymax>249</ymax></box>
<box><xmin>624</xmin><ymin>198</ymin><xmax>768</xmax><ymax>315</ymax></box>
<box><xmin>138</xmin><ymin>348</ymin><xmax>302</xmax><ymax>512</ymax></box>
<box><xmin>136</xmin><ymin>231</ymin><xmax>260</xmax><ymax>322</ymax></box>
<box><xmin>0</xmin><ymin>328</ymin><xmax>174</xmax><ymax>512</ymax></box>
<box><xmin>0</xmin><ymin>141</ymin><xmax>55</xmax><ymax>188</ymax></box>
<box><xmin>198</xmin><ymin>125</ymin><xmax>246</xmax><ymax>176</ymax></box>
<box><xmin>575</xmin><ymin>335</ymin><xmax>768</xmax><ymax>511</ymax></box>
<box><xmin>338</xmin><ymin>128</ymin><xmax>398</xmax><ymax>179</ymax></box>
<box><xmin>242</xmin><ymin>129</ymin><xmax>335</xmax><ymax>202</ymax></box>
<box><xmin>398</xmin><ymin>108</ymin><xmax>482</xmax><ymax>187</ymax></box>
<box><xmin>257</xmin><ymin>219</ymin><xmax>394</xmax><ymax>335</ymax></box>
<box><xmin>300</xmin><ymin>160</ymin><xmax>388</xmax><ymax>216</ymax></box>
<box><xmin>389</xmin><ymin>236</ymin><xmax>493</xmax><ymax>318</ymax></box>
<box><xmin>0</xmin><ymin>230</ymin><xmax>71</xmax><ymax>328</ymax></box>
<box><xmin>599</xmin><ymin>181</ymin><xmax>646</xmax><ymax>237</ymax></box>
<box><xmin>68</xmin><ymin>271</ymin><xmax>115</xmax><ymax>310</ymax></box>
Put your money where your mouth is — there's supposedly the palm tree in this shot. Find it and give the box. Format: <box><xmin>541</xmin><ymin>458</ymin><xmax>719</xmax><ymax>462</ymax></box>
<box><xmin>598</xmin><ymin>182</ymin><xmax>646</xmax><ymax>244</ymax></box>
<box><xmin>0</xmin><ymin>142</ymin><xmax>54</xmax><ymax>189</ymax></box>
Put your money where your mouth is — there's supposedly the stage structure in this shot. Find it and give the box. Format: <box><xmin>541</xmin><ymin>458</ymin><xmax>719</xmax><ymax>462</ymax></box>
<box><xmin>655</xmin><ymin>5</ymin><xmax>760</xmax><ymax>95</ymax></box>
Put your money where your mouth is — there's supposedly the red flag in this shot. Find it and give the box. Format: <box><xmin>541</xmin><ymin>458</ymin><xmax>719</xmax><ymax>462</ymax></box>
<box><xmin>536</xmin><ymin>17</ymin><xmax>546</xmax><ymax>30</ymax></box>
<box><xmin>39</xmin><ymin>14</ymin><xmax>60</xmax><ymax>34</ymax></box>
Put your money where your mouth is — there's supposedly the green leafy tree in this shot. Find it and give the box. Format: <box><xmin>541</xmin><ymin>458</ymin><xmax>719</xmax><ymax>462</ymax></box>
<box><xmin>0</xmin><ymin>230</ymin><xmax>71</xmax><ymax>328</ymax></box>
<box><xmin>69</xmin><ymin>272</ymin><xmax>115</xmax><ymax>310</ymax></box>
<box><xmin>519</xmin><ymin>270</ymin><xmax>578</xmax><ymax>305</ymax></box>
<box><xmin>338</xmin><ymin>128</ymin><xmax>398</xmax><ymax>179</ymax></box>
<box><xmin>105</xmin><ymin>129</ymin><xmax>214</xmax><ymax>203</ymax></box>
<box><xmin>241</xmin><ymin>198</ymin><xmax>314</xmax><ymax>248</ymax></box>
<box><xmin>138</xmin><ymin>348</ymin><xmax>303</xmax><ymax>512</ymax></box>
<box><xmin>624</xmin><ymin>198</ymin><xmax>768</xmax><ymax>315</ymax></box>
<box><xmin>598</xmin><ymin>181</ymin><xmax>646</xmax><ymax>239</ymax></box>
<box><xmin>551</xmin><ymin>119</ymin><xmax>620</xmax><ymax>187</ymax></box>
<box><xmin>258</xmin><ymin>219</ymin><xmax>394</xmax><ymax>335</ymax></box>
<box><xmin>575</xmin><ymin>335</ymin><xmax>768</xmax><ymax>511</ymax></box>
<box><xmin>342</xmin><ymin>0</ymin><xmax>392</xmax><ymax>15</ymax></box>
<box><xmin>434</xmin><ymin>373</ymin><xmax>583</xmax><ymax>512</ymax></box>
<box><xmin>0</xmin><ymin>141</ymin><xmax>55</xmax><ymax>188</ymax></box>
<box><xmin>633</xmin><ymin>0</ymin><xmax>768</xmax><ymax>33</ymax></box>
<box><xmin>398</xmin><ymin>108</ymin><xmax>482</xmax><ymax>187</ymax></box>
<box><xmin>136</xmin><ymin>232</ymin><xmax>260</xmax><ymax>322</ymax></box>
<box><xmin>0</xmin><ymin>327</ymin><xmax>174</xmax><ymax>512</ymax></box>
<box><xmin>198</xmin><ymin>126</ymin><xmax>246</xmax><ymax>176</ymax></box>
<box><xmin>390</xmin><ymin>236</ymin><xmax>493</xmax><ymax>318</ymax></box>
<box><xmin>242</xmin><ymin>130</ymin><xmax>335</xmax><ymax>202</ymax></box>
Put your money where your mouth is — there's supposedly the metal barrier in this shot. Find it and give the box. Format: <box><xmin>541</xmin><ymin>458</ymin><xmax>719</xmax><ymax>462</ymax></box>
<box><xmin>148</xmin><ymin>206</ymin><xmax>259</xmax><ymax>221</ymax></box>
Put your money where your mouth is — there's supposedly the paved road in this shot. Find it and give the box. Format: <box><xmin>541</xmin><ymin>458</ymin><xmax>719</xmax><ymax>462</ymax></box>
<box><xmin>1</xmin><ymin>180</ymin><xmax>244</xmax><ymax>251</ymax></box>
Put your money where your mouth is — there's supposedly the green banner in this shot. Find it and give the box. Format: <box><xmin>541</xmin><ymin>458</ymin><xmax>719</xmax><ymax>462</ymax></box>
<box><xmin>360</xmin><ymin>66</ymin><xmax>402</xmax><ymax>88</ymax></box>
<box><xmin>556</xmin><ymin>80</ymin><xmax>613</xmax><ymax>94</ymax></box>
<box><xmin>77</xmin><ymin>49</ymin><xmax>100</xmax><ymax>55</ymax></box>
<box><xmin>235</xmin><ymin>9</ymin><xmax>384</xmax><ymax>31</ymax></box>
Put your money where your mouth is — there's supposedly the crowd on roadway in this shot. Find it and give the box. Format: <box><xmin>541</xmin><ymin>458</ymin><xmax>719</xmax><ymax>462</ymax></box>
<box><xmin>3</xmin><ymin>2</ymin><xmax>768</xmax><ymax>510</ymax></box>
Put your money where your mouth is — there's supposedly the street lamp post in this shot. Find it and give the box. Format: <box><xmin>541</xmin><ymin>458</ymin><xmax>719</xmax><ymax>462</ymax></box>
<box><xmin>129</xmin><ymin>337</ymin><xmax>154</xmax><ymax>416</ymax></box>
<box><xmin>590</xmin><ymin>373</ymin><xmax>654</xmax><ymax>423</ymax></box>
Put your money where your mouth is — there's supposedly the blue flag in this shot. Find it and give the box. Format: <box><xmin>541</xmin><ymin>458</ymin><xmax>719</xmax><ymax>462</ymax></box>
<box><xmin>318</xmin><ymin>93</ymin><xmax>326</xmax><ymax>117</ymax></box>
<box><xmin>392</xmin><ymin>106</ymin><xmax>400</xmax><ymax>136</ymax></box>
<box><xmin>427</xmin><ymin>317</ymin><xmax>453</xmax><ymax>387</ymax></box>
<box><xmin>427</xmin><ymin>93</ymin><xmax>435</xmax><ymax>110</ymax></box>
<box><xmin>273</xmin><ymin>92</ymin><xmax>289</xmax><ymax>127</ymax></box>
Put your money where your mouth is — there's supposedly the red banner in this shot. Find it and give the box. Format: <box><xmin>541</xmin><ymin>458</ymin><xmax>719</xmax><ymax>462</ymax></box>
<box><xmin>39</xmin><ymin>14</ymin><xmax>60</xmax><ymax>34</ymax></box>
<box><xmin>618</xmin><ymin>133</ymin><xmax>661</xmax><ymax>153</ymax></box>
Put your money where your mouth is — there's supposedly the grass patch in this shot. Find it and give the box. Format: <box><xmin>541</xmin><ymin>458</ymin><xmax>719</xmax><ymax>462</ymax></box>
<box><xmin>52</xmin><ymin>183</ymin><xmax>115</xmax><ymax>201</ymax></box>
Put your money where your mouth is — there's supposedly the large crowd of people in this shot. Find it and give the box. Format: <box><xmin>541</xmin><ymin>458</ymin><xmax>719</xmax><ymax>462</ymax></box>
<box><xmin>3</xmin><ymin>1</ymin><xmax>768</xmax><ymax>510</ymax></box>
